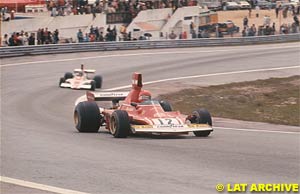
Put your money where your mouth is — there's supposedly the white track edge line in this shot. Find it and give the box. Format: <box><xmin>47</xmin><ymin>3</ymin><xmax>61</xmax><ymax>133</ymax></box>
<box><xmin>103</xmin><ymin>65</ymin><xmax>300</xmax><ymax>91</ymax></box>
<box><xmin>214</xmin><ymin>127</ymin><xmax>300</xmax><ymax>134</ymax></box>
<box><xmin>0</xmin><ymin>176</ymin><xmax>90</xmax><ymax>194</ymax></box>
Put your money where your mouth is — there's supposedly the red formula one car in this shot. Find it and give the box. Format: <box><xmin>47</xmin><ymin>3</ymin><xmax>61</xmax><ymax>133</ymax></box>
<box><xmin>74</xmin><ymin>73</ymin><xmax>213</xmax><ymax>138</ymax></box>
<box><xmin>59</xmin><ymin>64</ymin><xmax>102</xmax><ymax>91</ymax></box>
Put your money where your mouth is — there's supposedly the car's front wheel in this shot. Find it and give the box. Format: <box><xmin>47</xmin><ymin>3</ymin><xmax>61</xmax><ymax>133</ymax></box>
<box><xmin>191</xmin><ymin>109</ymin><xmax>212</xmax><ymax>137</ymax></box>
<box><xmin>110</xmin><ymin>110</ymin><xmax>130</xmax><ymax>138</ymax></box>
<box><xmin>90</xmin><ymin>81</ymin><xmax>96</xmax><ymax>91</ymax></box>
<box><xmin>93</xmin><ymin>75</ymin><xmax>102</xmax><ymax>88</ymax></box>
<box><xmin>64</xmin><ymin>72</ymin><xmax>73</xmax><ymax>79</ymax></box>
<box><xmin>59</xmin><ymin>77</ymin><xmax>65</xmax><ymax>87</ymax></box>
<box><xmin>74</xmin><ymin>101</ymin><xmax>101</xmax><ymax>133</ymax></box>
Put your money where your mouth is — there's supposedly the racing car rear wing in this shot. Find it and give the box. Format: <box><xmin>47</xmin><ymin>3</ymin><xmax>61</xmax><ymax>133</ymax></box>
<box><xmin>86</xmin><ymin>91</ymin><xmax>129</xmax><ymax>102</ymax></box>
<box><xmin>74</xmin><ymin>69</ymin><xmax>96</xmax><ymax>73</ymax></box>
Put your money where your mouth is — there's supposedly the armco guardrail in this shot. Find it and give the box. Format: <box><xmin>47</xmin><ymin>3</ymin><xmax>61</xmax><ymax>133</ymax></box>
<box><xmin>0</xmin><ymin>33</ymin><xmax>299</xmax><ymax>58</ymax></box>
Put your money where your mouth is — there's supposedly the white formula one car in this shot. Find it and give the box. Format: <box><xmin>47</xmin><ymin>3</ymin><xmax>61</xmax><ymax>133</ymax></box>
<box><xmin>59</xmin><ymin>65</ymin><xmax>102</xmax><ymax>91</ymax></box>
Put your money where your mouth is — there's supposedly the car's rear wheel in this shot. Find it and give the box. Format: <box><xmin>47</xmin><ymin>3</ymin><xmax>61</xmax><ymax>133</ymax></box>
<box><xmin>159</xmin><ymin>100</ymin><xmax>173</xmax><ymax>112</ymax></box>
<box><xmin>110</xmin><ymin>110</ymin><xmax>130</xmax><ymax>138</ymax></box>
<box><xmin>74</xmin><ymin>101</ymin><xmax>101</xmax><ymax>133</ymax></box>
<box><xmin>93</xmin><ymin>75</ymin><xmax>102</xmax><ymax>88</ymax></box>
<box><xmin>191</xmin><ymin>109</ymin><xmax>212</xmax><ymax>137</ymax></box>
<box><xmin>59</xmin><ymin>77</ymin><xmax>65</xmax><ymax>87</ymax></box>
<box><xmin>64</xmin><ymin>72</ymin><xmax>73</xmax><ymax>79</ymax></box>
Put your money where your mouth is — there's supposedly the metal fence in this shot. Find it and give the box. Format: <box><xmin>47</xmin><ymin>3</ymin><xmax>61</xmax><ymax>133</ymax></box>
<box><xmin>0</xmin><ymin>33</ymin><xmax>299</xmax><ymax>58</ymax></box>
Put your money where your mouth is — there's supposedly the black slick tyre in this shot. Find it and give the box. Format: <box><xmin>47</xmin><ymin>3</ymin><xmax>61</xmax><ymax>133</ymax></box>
<box><xmin>159</xmin><ymin>100</ymin><xmax>173</xmax><ymax>112</ymax></box>
<box><xmin>90</xmin><ymin>81</ymin><xmax>96</xmax><ymax>91</ymax></box>
<box><xmin>74</xmin><ymin>101</ymin><xmax>100</xmax><ymax>133</ymax></box>
<box><xmin>192</xmin><ymin>109</ymin><xmax>212</xmax><ymax>137</ymax></box>
<box><xmin>110</xmin><ymin>110</ymin><xmax>130</xmax><ymax>138</ymax></box>
<box><xmin>59</xmin><ymin>77</ymin><xmax>65</xmax><ymax>87</ymax></box>
<box><xmin>64</xmin><ymin>72</ymin><xmax>73</xmax><ymax>79</ymax></box>
<box><xmin>93</xmin><ymin>75</ymin><xmax>102</xmax><ymax>88</ymax></box>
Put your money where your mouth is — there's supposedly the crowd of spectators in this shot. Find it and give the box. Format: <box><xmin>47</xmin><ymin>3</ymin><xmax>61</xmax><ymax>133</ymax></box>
<box><xmin>240</xmin><ymin>13</ymin><xmax>300</xmax><ymax>37</ymax></box>
<box><xmin>46</xmin><ymin>0</ymin><xmax>198</xmax><ymax>17</ymax></box>
<box><xmin>2</xmin><ymin>29</ymin><xmax>60</xmax><ymax>47</ymax></box>
<box><xmin>77</xmin><ymin>24</ymin><xmax>132</xmax><ymax>43</ymax></box>
<box><xmin>1</xmin><ymin>0</ymin><xmax>300</xmax><ymax>46</ymax></box>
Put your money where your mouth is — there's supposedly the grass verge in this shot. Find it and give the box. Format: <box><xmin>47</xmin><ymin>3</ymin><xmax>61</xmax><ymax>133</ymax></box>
<box><xmin>158</xmin><ymin>76</ymin><xmax>300</xmax><ymax>126</ymax></box>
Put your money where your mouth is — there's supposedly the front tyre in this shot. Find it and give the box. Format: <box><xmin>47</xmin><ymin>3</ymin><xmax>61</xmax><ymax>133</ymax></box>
<box><xmin>191</xmin><ymin>109</ymin><xmax>212</xmax><ymax>137</ymax></box>
<box><xmin>93</xmin><ymin>75</ymin><xmax>102</xmax><ymax>88</ymax></box>
<box><xmin>74</xmin><ymin>101</ymin><xmax>101</xmax><ymax>133</ymax></box>
<box><xmin>90</xmin><ymin>81</ymin><xmax>96</xmax><ymax>91</ymax></box>
<box><xmin>110</xmin><ymin>110</ymin><xmax>130</xmax><ymax>138</ymax></box>
<box><xmin>64</xmin><ymin>72</ymin><xmax>73</xmax><ymax>79</ymax></box>
<box><xmin>159</xmin><ymin>100</ymin><xmax>173</xmax><ymax>112</ymax></box>
<box><xmin>59</xmin><ymin>77</ymin><xmax>65</xmax><ymax>87</ymax></box>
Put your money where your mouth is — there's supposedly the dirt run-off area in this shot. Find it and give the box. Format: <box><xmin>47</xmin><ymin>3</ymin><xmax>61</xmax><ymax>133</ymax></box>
<box><xmin>158</xmin><ymin>76</ymin><xmax>300</xmax><ymax>126</ymax></box>
<box><xmin>217</xmin><ymin>9</ymin><xmax>296</xmax><ymax>35</ymax></box>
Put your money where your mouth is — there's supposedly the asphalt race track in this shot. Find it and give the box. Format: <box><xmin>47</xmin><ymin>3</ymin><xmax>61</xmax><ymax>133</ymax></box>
<box><xmin>1</xmin><ymin>43</ymin><xmax>300</xmax><ymax>194</ymax></box>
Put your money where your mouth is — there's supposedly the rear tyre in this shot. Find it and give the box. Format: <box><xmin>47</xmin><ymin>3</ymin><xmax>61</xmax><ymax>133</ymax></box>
<box><xmin>93</xmin><ymin>75</ymin><xmax>102</xmax><ymax>88</ymax></box>
<box><xmin>110</xmin><ymin>110</ymin><xmax>130</xmax><ymax>138</ymax></box>
<box><xmin>64</xmin><ymin>72</ymin><xmax>73</xmax><ymax>79</ymax></box>
<box><xmin>159</xmin><ymin>100</ymin><xmax>173</xmax><ymax>112</ymax></box>
<box><xmin>59</xmin><ymin>77</ymin><xmax>65</xmax><ymax>87</ymax></box>
<box><xmin>90</xmin><ymin>81</ymin><xmax>96</xmax><ymax>91</ymax></box>
<box><xmin>191</xmin><ymin>109</ymin><xmax>212</xmax><ymax>137</ymax></box>
<box><xmin>74</xmin><ymin>101</ymin><xmax>100</xmax><ymax>133</ymax></box>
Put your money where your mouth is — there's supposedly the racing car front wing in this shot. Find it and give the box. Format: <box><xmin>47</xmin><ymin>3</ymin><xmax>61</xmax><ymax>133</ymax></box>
<box><xmin>60</xmin><ymin>83</ymin><xmax>92</xmax><ymax>89</ymax></box>
<box><xmin>131</xmin><ymin>124</ymin><xmax>213</xmax><ymax>133</ymax></box>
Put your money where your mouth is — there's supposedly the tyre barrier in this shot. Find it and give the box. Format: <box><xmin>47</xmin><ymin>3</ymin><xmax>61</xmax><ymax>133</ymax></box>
<box><xmin>0</xmin><ymin>33</ymin><xmax>299</xmax><ymax>58</ymax></box>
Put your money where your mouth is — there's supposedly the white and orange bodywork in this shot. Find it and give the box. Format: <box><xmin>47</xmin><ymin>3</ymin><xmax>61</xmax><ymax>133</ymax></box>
<box><xmin>60</xmin><ymin>74</ymin><xmax>94</xmax><ymax>90</ymax></box>
<box><xmin>60</xmin><ymin>65</ymin><xmax>96</xmax><ymax>90</ymax></box>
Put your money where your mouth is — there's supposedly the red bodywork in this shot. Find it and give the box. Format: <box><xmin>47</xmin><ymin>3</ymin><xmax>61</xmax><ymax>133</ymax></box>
<box><xmin>82</xmin><ymin>72</ymin><xmax>212</xmax><ymax>136</ymax></box>
<box><xmin>88</xmin><ymin>73</ymin><xmax>189</xmax><ymax>133</ymax></box>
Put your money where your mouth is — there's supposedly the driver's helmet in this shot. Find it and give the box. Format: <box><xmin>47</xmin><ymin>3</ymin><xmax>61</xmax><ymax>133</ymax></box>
<box><xmin>138</xmin><ymin>90</ymin><xmax>151</xmax><ymax>102</ymax></box>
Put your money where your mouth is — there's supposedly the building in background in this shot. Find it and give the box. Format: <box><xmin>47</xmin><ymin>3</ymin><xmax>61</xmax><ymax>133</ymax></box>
<box><xmin>0</xmin><ymin>0</ymin><xmax>47</xmax><ymax>12</ymax></box>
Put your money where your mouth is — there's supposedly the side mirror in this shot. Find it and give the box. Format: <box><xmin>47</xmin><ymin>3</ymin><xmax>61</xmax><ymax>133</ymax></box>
<box><xmin>130</xmin><ymin>102</ymin><xmax>138</xmax><ymax>107</ymax></box>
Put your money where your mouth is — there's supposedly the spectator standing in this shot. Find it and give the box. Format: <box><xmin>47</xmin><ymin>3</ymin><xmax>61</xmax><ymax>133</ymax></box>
<box><xmin>95</xmin><ymin>27</ymin><xmax>100</xmax><ymax>41</ymax></box>
<box><xmin>77</xmin><ymin>29</ymin><xmax>84</xmax><ymax>42</ymax></box>
<box><xmin>169</xmin><ymin>31</ymin><xmax>177</xmax><ymax>39</ymax></box>
<box><xmin>112</xmin><ymin>25</ymin><xmax>117</xmax><ymax>41</ymax></box>
<box><xmin>275</xmin><ymin>5</ymin><xmax>280</xmax><ymax>18</ymax></box>
<box><xmin>53</xmin><ymin>29</ymin><xmax>59</xmax><ymax>44</ymax></box>
<box><xmin>190</xmin><ymin>21</ymin><xmax>195</xmax><ymax>34</ymax></box>
<box><xmin>84</xmin><ymin>33</ymin><xmax>90</xmax><ymax>42</ymax></box>
<box><xmin>272</xmin><ymin>22</ymin><xmax>276</xmax><ymax>33</ymax></box>
<box><xmin>40</xmin><ymin>28</ymin><xmax>45</xmax><ymax>44</ymax></box>
<box><xmin>2</xmin><ymin>34</ymin><xmax>8</xmax><ymax>46</ymax></box>
<box><xmin>28</xmin><ymin>33</ymin><xmax>35</xmax><ymax>45</ymax></box>
<box><xmin>23</xmin><ymin>32</ymin><xmax>29</xmax><ymax>45</ymax></box>
<box><xmin>250</xmin><ymin>24</ymin><xmax>257</xmax><ymax>36</ymax></box>
<box><xmin>242</xmin><ymin>27</ymin><xmax>247</xmax><ymax>36</ymax></box>
<box><xmin>8</xmin><ymin>34</ymin><xmax>15</xmax><ymax>46</ymax></box>
<box><xmin>89</xmin><ymin>33</ymin><xmax>96</xmax><ymax>42</ymax></box>
<box><xmin>243</xmin><ymin>16</ymin><xmax>249</xmax><ymax>27</ymax></box>
<box><xmin>294</xmin><ymin>15</ymin><xmax>299</xmax><ymax>26</ymax></box>
<box><xmin>99</xmin><ymin>32</ymin><xmax>104</xmax><ymax>41</ymax></box>
<box><xmin>37</xmin><ymin>29</ymin><xmax>42</xmax><ymax>45</ymax></box>
<box><xmin>92</xmin><ymin>6</ymin><xmax>96</xmax><ymax>19</ymax></box>
<box><xmin>44</xmin><ymin>28</ymin><xmax>50</xmax><ymax>44</ymax></box>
